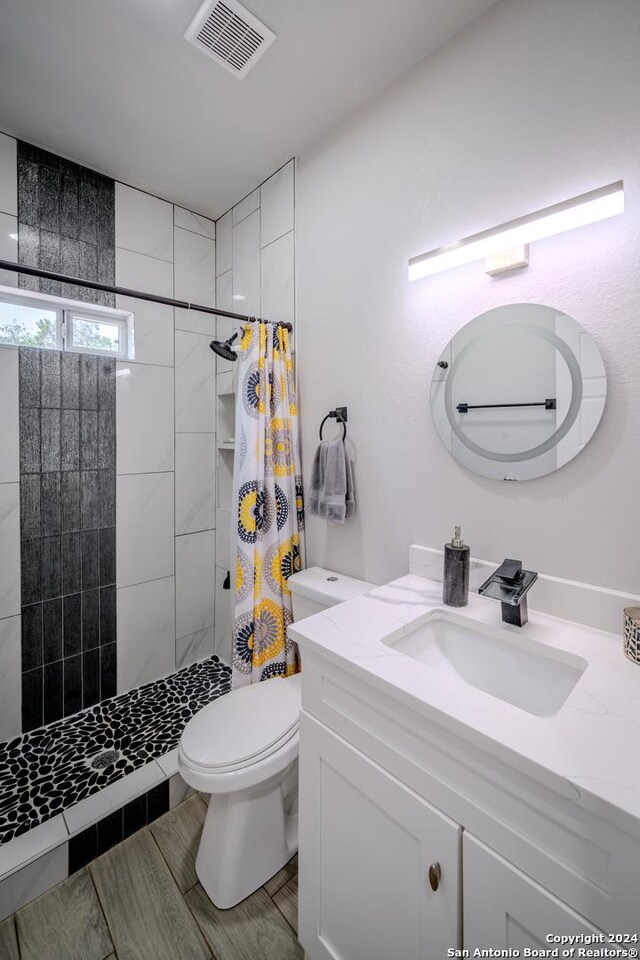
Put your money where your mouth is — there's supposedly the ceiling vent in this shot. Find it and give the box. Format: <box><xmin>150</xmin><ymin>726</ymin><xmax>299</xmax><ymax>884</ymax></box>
<box><xmin>184</xmin><ymin>0</ymin><xmax>276</xmax><ymax>79</ymax></box>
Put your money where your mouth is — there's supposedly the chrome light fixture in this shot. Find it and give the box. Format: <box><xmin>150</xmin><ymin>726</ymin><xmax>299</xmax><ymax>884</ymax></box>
<box><xmin>408</xmin><ymin>181</ymin><xmax>624</xmax><ymax>281</ymax></box>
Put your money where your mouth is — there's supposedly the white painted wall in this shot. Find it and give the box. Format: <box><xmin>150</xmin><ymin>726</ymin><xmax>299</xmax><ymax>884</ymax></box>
<box><xmin>295</xmin><ymin>0</ymin><xmax>640</xmax><ymax>593</ymax></box>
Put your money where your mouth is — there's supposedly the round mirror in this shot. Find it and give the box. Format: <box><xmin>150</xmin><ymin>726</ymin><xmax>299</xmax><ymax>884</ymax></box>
<box><xmin>431</xmin><ymin>303</ymin><xmax>606</xmax><ymax>481</ymax></box>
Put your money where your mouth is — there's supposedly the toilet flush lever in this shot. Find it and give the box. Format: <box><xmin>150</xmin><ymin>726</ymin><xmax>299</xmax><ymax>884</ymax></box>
<box><xmin>428</xmin><ymin>862</ymin><xmax>441</xmax><ymax>891</ymax></box>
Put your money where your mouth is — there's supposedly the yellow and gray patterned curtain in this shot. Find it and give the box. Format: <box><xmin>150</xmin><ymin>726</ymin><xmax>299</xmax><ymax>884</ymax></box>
<box><xmin>232</xmin><ymin>322</ymin><xmax>304</xmax><ymax>687</ymax></box>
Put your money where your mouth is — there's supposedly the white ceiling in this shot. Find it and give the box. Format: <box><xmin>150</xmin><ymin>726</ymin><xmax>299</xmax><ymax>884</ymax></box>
<box><xmin>0</xmin><ymin>0</ymin><xmax>497</xmax><ymax>218</ymax></box>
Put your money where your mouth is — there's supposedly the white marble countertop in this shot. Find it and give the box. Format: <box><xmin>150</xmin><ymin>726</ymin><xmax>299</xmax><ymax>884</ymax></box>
<box><xmin>289</xmin><ymin>574</ymin><xmax>640</xmax><ymax>837</ymax></box>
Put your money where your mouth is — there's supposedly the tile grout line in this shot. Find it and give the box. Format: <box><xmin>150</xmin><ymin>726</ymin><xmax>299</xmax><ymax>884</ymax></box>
<box><xmin>173</xmin><ymin>216</ymin><xmax>178</xmax><ymax>673</ymax></box>
<box><xmin>86</xmin><ymin>856</ymin><xmax>119</xmax><ymax>960</ymax></box>
<box><xmin>13</xmin><ymin>914</ymin><xmax>23</xmax><ymax>960</ymax></box>
<box><xmin>259</xmin><ymin>226</ymin><xmax>294</xmax><ymax>254</ymax></box>
<box><xmin>181</xmin><ymin>883</ymin><xmax>216</xmax><ymax>960</ymax></box>
<box><xmin>270</xmin><ymin>887</ymin><xmax>298</xmax><ymax>936</ymax></box>
<box><xmin>146</xmin><ymin>825</ymin><xmax>187</xmax><ymax>898</ymax></box>
<box><xmin>146</xmin><ymin>826</ymin><xmax>215</xmax><ymax>960</ymax></box>
<box><xmin>114</xmin><ymin>242</ymin><xmax>173</xmax><ymax>266</ymax></box>
<box><xmin>174</xmin><ymin>223</ymin><xmax>216</xmax><ymax>243</ymax></box>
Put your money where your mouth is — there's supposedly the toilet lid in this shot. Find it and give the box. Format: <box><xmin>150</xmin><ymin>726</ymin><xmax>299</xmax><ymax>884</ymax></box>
<box><xmin>181</xmin><ymin>675</ymin><xmax>301</xmax><ymax>769</ymax></box>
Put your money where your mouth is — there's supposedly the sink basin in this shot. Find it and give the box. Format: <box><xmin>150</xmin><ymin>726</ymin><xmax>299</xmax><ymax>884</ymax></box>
<box><xmin>383</xmin><ymin>610</ymin><xmax>588</xmax><ymax>717</ymax></box>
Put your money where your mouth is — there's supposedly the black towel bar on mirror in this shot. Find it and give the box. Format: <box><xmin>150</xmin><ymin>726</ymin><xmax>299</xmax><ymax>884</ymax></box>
<box><xmin>319</xmin><ymin>407</ymin><xmax>348</xmax><ymax>440</ymax></box>
<box><xmin>456</xmin><ymin>399</ymin><xmax>557</xmax><ymax>413</ymax></box>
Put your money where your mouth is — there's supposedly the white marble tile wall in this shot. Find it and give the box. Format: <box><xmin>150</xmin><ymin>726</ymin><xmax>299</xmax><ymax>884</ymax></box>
<box><xmin>0</xmin><ymin>133</ymin><xmax>17</xmax><ymax>217</ymax></box>
<box><xmin>115</xmin><ymin>184</ymin><xmax>174</xmax><ymax>262</ymax></box>
<box><xmin>0</xmin><ymin>142</ymin><xmax>20</xmax><ymax>744</ymax></box>
<box><xmin>174</xmin><ymin>227</ymin><xmax>215</xmax><ymax>306</ymax></box>
<box><xmin>0</xmin><ymin>344</ymin><xmax>20</xmax><ymax>742</ymax></box>
<box><xmin>173</xmin><ymin>212</ymin><xmax>217</xmax><ymax>670</ymax></box>
<box><xmin>232</xmin><ymin>188</ymin><xmax>260</xmax><ymax>225</ymax></box>
<box><xmin>174</xmin><ymin>304</ymin><xmax>216</xmax><ymax>338</ymax></box>
<box><xmin>211</xmin><ymin>159</ymin><xmax>295</xmax><ymax>666</ymax></box>
<box><xmin>175</xmin><ymin>330</ymin><xmax>217</xmax><ymax>434</ymax></box>
<box><xmin>0</xmin><ymin>348</ymin><xmax>19</xmax><ymax>483</ymax></box>
<box><xmin>0</xmin><ymin>615</ymin><xmax>21</xmax><ymax>744</ymax></box>
<box><xmin>0</xmin><ymin>212</ymin><xmax>18</xmax><ymax>287</ymax></box>
<box><xmin>174</xmin><ymin>206</ymin><xmax>216</xmax><ymax>240</ymax></box>
<box><xmin>117</xmin><ymin>295</ymin><xmax>173</xmax><ymax>367</ymax></box>
<box><xmin>176</xmin><ymin>626</ymin><xmax>215</xmax><ymax>670</ymax></box>
<box><xmin>214</xmin><ymin>566</ymin><xmax>233</xmax><ymax>664</ymax></box>
<box><xmin>215</xmin><ymin>211</ymin><xmax>232</xmax><ymax>277</ymax></box>
<box><xmin>175</xmin><ymin>433</ymin><xmax>216</xmax><ymax>536</ymax></box>
<box><xmin>114</xmin><ymin>189</ymin><xmax>180</xmax><ymax>694</ymax></box>
<box><xmin>0</xmin><ymin>134</ymin><xmax>17</xmax><ymax>289</ymax></box>
<box><xmin>232</xmin><ymin>210</ymin><xmax>261</xmax><ymax>316</ymax></box>
<box><xmin>215</xmin><ymin>272</ymin><xmax>234</xmax><ymax>376</ymax></box>
<box><xmin>116</xmin><ymin>361</ymin><xmax>174</xmax><ymax>475</ymax></box>
<box><xmin>175</xmin><ymin>530</ymin><xmax>215</xmax><ymax>641</ymax></box>
<box><xmin>116</xmin><ymin>472</ymin><xmax>175</xmax><ymax>589</ymax></box>
<box><xmin>115</xmin><ymin>247</ymin><xmax>173</xmax><ymax>299</ymax></box>
<box><xmin>0</xmin><ymin>483</ymin><xmax>20</xmax><ymax>620</ymax></box>
<box><xmin>116</xmin><ymin>576</ymin><xmax>176</xmax><ymax>693</ymax></box>
<box><xmin>215</xmin><ymin>507</ymin><xmax>231</xmax><ymax>580</ymax></box>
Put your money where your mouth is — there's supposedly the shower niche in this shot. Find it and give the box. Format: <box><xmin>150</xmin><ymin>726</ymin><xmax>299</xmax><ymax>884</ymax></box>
<box><xmin>216</xmin><ymin>370</ymin><xmax>235</xmax><ymax>511</ymax></box>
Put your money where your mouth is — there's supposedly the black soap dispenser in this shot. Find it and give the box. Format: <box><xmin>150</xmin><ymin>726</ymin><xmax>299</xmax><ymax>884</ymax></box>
<box><xmin>443</xmin><ymin>526</ymin><xmax>470</xmax><ymax>607</ymax></box>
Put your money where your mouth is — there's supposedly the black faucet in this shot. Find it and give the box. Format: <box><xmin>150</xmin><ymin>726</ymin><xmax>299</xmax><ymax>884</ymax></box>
<box><xmin>478</xmin><ymin>559</ymin><xmax>538</xmax><ymax>627</ymax></box>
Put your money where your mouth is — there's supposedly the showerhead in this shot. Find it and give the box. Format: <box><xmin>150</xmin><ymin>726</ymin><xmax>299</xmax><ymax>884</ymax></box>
<box><xmin>209</xmin><ymin>332</ymin><xmax>239</xmax><ymax>362</ymax></box>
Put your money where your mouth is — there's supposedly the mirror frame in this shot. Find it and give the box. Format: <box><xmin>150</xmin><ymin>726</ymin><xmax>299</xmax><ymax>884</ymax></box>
<box><xmin>430</xmin><ymin>303</ymin><xmax>607</xmax><ymax>481</ymax></box>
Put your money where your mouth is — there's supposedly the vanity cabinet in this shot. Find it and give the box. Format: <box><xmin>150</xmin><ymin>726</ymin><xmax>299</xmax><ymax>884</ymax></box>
<box><xmin>463</xmin><ymin>835</ymin><xmax>601</xmax><ymax>949</ymax></box>
<box><xmin>298</xmin><ymin>651</ymin><xmax>640</xmax><ymax>958</ymax></box>
<box><xmin>299</xmin><ymin>715</ymin><xmax>460</xmax><ymax>960</ymax></box>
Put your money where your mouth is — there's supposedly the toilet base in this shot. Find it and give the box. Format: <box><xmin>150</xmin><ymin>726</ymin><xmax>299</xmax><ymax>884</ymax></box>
<box><xmin>196</xmin><ymin>759</ymin><xmax>298</xmax><ymax>909</ymax></box>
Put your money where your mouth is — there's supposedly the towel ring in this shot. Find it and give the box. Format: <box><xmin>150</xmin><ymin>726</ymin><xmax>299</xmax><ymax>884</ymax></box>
<box><xmin>319</xmin><ymin>407</ymin><xmax>347</xmax><ymax>441</ymax></box>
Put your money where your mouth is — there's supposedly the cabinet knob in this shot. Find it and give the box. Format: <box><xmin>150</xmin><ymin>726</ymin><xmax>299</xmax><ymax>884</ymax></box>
<box><xmin>428</xmin><ymin>862</ymin><xmax>441</xmax><ymax>892</ymax></box>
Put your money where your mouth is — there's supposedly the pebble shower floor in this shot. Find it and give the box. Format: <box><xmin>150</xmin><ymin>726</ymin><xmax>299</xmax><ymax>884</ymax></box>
<box><xmin>0</xmin><ymin>657</ymin><xmax>231</xmax><ymax>845</ymax></box>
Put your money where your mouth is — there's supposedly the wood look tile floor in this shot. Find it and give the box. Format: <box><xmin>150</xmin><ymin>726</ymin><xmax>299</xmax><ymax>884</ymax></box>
<box><xmin>1</xmin><ymin>795</ymin><xmax>302</xmax><ymax>960</ymax></box>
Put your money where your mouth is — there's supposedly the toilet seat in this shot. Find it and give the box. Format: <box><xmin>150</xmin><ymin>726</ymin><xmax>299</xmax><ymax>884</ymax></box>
<box><xmin>184</xmin><ymin>722</ymin><xmax>299</xmax><ymax>773</ymax></box>
<box><xmin>178</xmin><ymin>675</ymin><xmax>301</xmax><ymax>794</ymax></box>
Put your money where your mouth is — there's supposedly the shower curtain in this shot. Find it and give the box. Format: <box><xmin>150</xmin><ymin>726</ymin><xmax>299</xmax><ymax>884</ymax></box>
<box><xmin>231</xmin><ymin>322</ymin><xmax>305</xmax><ymax>687</ymax></box>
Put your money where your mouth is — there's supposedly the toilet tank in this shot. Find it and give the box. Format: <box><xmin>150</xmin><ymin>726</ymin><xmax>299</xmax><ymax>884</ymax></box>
<box><xmin>288</xmin><ymin>566</ymin><xmax>375</xmax><ymax>621</ymax></box>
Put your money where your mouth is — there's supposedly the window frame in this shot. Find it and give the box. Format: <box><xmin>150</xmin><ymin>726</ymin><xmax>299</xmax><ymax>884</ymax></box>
<box><xmin>0</xmin><ymin>284</ymin><xmax>134</xmax><ymax>359</ymax></box>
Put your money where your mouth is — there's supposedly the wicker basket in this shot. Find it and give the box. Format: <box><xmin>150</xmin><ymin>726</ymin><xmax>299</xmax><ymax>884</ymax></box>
<box><xmin>623</xmin><ymin>607</ymin><xmax>640</xmax><ymax>665</ymax></box>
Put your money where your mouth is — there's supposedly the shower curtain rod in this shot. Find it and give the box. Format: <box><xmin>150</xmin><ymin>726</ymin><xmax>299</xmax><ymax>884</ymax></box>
<box><xmin>0</xmin><ymin>259</ymin><xmax>294</xmax><ymax>331</ymax></box>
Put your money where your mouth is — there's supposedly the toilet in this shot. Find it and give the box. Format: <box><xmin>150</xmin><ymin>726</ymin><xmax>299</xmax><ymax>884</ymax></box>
<box><xmin>178</xmin><ymin>566</ymin><xmax>374</xmax><ymax>909</ymax></box>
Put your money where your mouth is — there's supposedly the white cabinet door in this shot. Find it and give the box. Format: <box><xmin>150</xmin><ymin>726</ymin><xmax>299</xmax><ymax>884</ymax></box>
<box><xmin>299</xmin><ymin>713</ymin><xmax>461</xmax><ymax>960</ymax></box>
<box><xmin>464</xmin><ymin>834</ymin><xmax>602</xmax><ymax>950</ymax></box>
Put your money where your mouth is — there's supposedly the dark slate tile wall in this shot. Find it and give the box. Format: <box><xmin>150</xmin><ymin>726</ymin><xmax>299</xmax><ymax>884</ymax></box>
<box><xmin>19</xmin><ymin>348</ymin><xmax>117</xmax><ymax>731</ymax></box>
<box><xmin>16</xmin><ymin>141</ymin><xmax>115</xmax><ymax>307</ymax></box>
<box><xmin>68</xmin><ymin>782</ymin><xmax>170</xmax><ymax>873</ymax></box>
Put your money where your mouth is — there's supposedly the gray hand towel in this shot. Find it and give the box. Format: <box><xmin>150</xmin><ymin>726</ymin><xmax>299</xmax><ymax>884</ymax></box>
<box><xmin>344</xmin><ymin>439</ymin><xmax>356</xmax><ymax>520</ymax></box>
<box><xmin>308</xmin><ymin>438</ymin><xmax>356</xmax><ymax>523</ymax></box>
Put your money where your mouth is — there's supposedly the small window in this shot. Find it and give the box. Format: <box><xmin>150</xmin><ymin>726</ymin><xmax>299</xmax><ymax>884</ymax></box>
<box><xmin>0</xmin><ymin>287</ymin><xmax>133</xmax><ymax>358</ymax></box>
<box><xmin>0</xmin><ymin>299</ymin><xmax>61</xmax><ymax>349</ymax></box>
<box><xmin>66</xmin><ymin>312</ymin><xmax>127</xmax><ymax>358</ymax></box>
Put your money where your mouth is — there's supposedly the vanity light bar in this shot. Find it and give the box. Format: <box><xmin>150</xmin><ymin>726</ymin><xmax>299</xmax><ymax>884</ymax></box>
<box><xmin>408</xmin><ymin>181</ymin><xmax>624</xmax><ymax>281</ymax></box>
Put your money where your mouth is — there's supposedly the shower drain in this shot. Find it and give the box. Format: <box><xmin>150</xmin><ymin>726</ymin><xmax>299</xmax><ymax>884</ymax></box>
<box><xmin>88</xmin><ymin>749</ymin><xmax>121</xmax><ymax>770</ymax></box>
